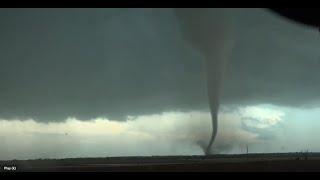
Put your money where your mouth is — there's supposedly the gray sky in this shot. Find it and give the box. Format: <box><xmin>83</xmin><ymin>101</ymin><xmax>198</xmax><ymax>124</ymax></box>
<box><xmin>1</xmin><ymin>8</ymin><xmax>320</xmax><ymax>160</ymax></box>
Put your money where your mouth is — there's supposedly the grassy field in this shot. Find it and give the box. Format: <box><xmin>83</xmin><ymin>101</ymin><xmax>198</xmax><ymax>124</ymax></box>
<box><xmin>1</xmin><ymin>153</ymin><xmax>320</xmax><ymax>172</ymax></box>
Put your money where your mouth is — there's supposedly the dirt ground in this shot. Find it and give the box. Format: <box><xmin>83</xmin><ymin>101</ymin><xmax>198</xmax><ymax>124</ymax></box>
<box><xmin>1</xmin><ymin>153</ymin><xmax>320</xmax><ymax>172</ymax></box>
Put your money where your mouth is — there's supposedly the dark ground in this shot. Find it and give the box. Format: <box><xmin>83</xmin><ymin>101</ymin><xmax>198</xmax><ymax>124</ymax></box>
<box><xmin>1</xmin><ymin>153</ymin><xmax>320</xmax><ymax>172</ymax></box>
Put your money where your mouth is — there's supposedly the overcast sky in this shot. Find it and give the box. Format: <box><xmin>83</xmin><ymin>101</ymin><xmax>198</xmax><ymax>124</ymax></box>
<box><xmin>1</xmin><ymin>8</ymin><xmax>320</xmax><ymax>160</ymax></box>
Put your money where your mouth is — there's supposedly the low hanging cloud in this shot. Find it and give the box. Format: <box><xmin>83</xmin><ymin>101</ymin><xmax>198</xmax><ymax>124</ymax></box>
<box><xmin>0</xmin><ymin>8</ymin><xmax>320</xmax><ymax>122</ymax></box>
<box><xmin>239</xmin><ymin>106</ymin><xmax>285</xmax><ymax>129</ymax></box>
<box><xmin>0</xmin><ymin>105</ymin><xmax>288</xmax><ymax>160</ymax></box>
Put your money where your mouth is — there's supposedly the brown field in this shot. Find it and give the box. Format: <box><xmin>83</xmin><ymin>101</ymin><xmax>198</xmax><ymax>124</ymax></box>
<box><xmin>1</xmin><ymin>153</ymin><xmax>320</xmax><ymax>172</ymax></box>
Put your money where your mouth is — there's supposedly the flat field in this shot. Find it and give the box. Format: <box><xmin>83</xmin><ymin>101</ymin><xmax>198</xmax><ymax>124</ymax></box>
<box><xmin>1</xmin><ymin>153</ymin><xmax>319</xmax><ymax>172</ymax></box>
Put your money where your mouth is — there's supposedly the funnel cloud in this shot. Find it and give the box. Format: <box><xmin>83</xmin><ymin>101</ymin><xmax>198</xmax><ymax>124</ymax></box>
<box><xmin>175</xmin><ymin>8</ymin><xmax>234</xmax><ymax>154</ymax></box>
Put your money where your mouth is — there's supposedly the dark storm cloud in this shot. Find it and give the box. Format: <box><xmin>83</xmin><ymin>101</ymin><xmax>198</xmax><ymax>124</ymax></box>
<box><xmin>221</xmin><ymin>8</ymin><xmax>320</xmax><ymax>108</ymax></box>
<box><xmin>0</xmin><ymin>8</ymin><xmax>208</xmax><ymax>121</ymax></box>
<box><xmin>1</xmin><ymin>8</ymin><xmax>320</xmax><ymax>122</ymax></box>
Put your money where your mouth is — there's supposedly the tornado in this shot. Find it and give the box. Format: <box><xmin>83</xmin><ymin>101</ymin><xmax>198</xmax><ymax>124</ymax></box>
<box><xmin>175</xmin><ymin>8</ymin><xmax>234</xmax><ymax>155</ymax></box>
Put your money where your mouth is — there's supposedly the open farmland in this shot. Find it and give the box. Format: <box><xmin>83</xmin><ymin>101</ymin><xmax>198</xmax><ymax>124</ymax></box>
<box><xmin>2</xmin><ymin>153</ymin><xmax>320</xmax><ymax>172</ymax></box>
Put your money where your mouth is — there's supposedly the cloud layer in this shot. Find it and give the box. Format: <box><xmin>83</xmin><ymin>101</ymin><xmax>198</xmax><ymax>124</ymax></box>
<box><xmin>0</xmin><ymin>8</ymin><xmax>320</xmax><ymax>121</ymax></box>
<box><xmin>0</xmin><ymin>8</ymin><xmax>208</xmax><ymax>121</ymax></box>
<box><xmin>221</xmin><ymin>8</ymin><xmax>320</xmax><ymax>107</ymax></box>
<box><xmin>0</xmin><ymin>105</ymin><xmax>289</xmax><ymax>160</ymax></box>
